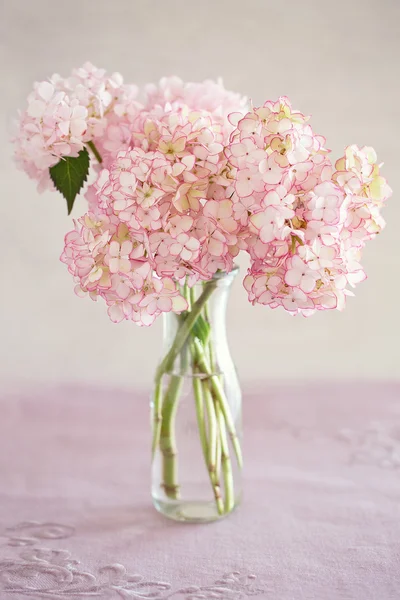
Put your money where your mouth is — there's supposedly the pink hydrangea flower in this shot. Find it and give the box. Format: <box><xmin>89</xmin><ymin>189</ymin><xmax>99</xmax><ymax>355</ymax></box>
<box><xmin>13</xmin><ymin>73</ymin><xmax>385</xmax><ymax>322</ymax></box>
<box><xmin>228</xmin><ymin>97</ymin><xmax>391</xmax><ymax>316</ymax></box>
<box><xmin>13</xmin><ymin>63</ymin><xmax>139</xmax><ymax>189</ymax></box>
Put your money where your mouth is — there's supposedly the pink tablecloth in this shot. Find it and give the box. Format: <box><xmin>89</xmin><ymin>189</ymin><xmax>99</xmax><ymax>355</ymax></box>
<box><xmin>0</xmin><ymin>382</ymin><xmax>400</xmax><ymax>599</ymax></box>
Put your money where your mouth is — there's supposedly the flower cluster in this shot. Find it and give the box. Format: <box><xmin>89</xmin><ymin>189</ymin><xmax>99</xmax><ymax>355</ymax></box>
<box><xmin>14</xmin><ymin>65</ymin><xmax>391</xmax><ymax>323</ymax></box>
<box><xmin>59</xmin><ymin>73</ymin><xmax>248</xmax><ymax>325</ymax></box>
<box><xmin>13</xmin><ymin>62</ymin><xmax>138</xmax><ymax>189</ymax></box>
<box><xmin>144</xmin><ymin>76</ymin><xmax>248</xmax><ymax>139</ymax></box>
<box><xmin>93</xmin><ymin>75</ymin><xmax>248</xmax><ymax>171</ymax></box>
<box><xmin>61</xmin><ymin>105</ymin><xmax>243</xmax><ymax>324</ymax></box>
<box><xmin>13</xmin><ymin>62</ymin><xmax>248</xmax><ymax>194</ymax></box>
<box><xmin>227</xmin><ymin>99</ymin><xmax>392</xmax><ymax>315</ymax></box>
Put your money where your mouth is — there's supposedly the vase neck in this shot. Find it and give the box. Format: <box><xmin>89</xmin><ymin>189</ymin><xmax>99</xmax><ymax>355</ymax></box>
<box><xmin>161</xmin><ymin>269</ymin><xmax>238</xmax><ymax>376</ymax></box>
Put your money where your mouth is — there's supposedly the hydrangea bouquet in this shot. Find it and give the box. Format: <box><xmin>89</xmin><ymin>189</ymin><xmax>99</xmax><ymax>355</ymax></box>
<box><xmin>14</xmin><ymin>63</ymin><xmax>392</xmax><ymax>522</ymax></box>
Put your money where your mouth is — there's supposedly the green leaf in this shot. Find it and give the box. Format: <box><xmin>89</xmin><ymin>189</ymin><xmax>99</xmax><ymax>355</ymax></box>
<box><xmin>49</xmin><ymin>148</ymin><xmax>90</xmax><ymax>214</ymax></box>
<box><xmin>192</xmin><ymin>314</ymin><xmax>211</xmax><ymax>344</ymax></box>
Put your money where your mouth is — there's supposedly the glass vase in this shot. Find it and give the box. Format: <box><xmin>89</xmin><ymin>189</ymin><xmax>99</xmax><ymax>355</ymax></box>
<box><xmin>150</xmin><ymin>267</ymin><xmax>242</xmax><ymax>523</ymax></box>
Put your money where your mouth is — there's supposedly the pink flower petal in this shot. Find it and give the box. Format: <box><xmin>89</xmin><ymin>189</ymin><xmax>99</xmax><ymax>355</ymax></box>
<box><xmin>285</xmin><ymin>270</ymin><xmax>302</xmax><ymax>287</ymax></box>
<box><xmin>299</xmin><ymin>276</ymin><xmax>316</xmax><ymax>293</ymax></box>
<box><xmin>236</xmin><ymin>179</ymin><xmax>253</xmax><ymax>198</ymax></box>
<box><xmin>171</xmin><ymin>295</ymin><xmax>188</xmax><ymax>312</ymax></box>
<box><xmin>108</xmin><ymin>304</ymin><xmax>125</xmax><ymax>323</ymax></box>
<box><xmin>208</xmin><ymin>238</ymin><xmax>224</xmax><ymax>256</ymax></box>
<box><xmin>157</xmin><ymin>296</ymin><xmax>173</xmax><ymax>312</ymax></box>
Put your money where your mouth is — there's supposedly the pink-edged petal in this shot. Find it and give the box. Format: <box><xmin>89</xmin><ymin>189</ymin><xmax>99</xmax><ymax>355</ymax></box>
<box><xmin>291</xmin><ymin>255</ymin><xmax>304</xmax><ymax>269</ymax></box>
<box><xmin>121</xmin><ymin>240</ymin><xmax>133</xmax><ymax>256</ymax></box>
<box><xmin>119</xmin><ymin>171</ymin><xmax>136</xmax><ymax>187</ymax></box>
<box><xmin>87</xmin><ymin>266</ymin><xmax>103</xmax><ymax>283</ymax></box>
<box><xmin>218</xmin><ymin>200</ymin><xmax>233</xmax><ymax>219</ymax></box>
<box><xmin>108</xmin><ymin>304</ymin><xmax>125</xmax><ymax>323</ymax></box>
<box><xmin>157</xmin><ymin>296</ymin><xmax>173</xmax><ymax>312</ymax></box>
<box><xmin>185</xmin><ymin>237</ymin><xmax>200</xmax><ymax>251</ymax></box>
<box><xmin>116</xmin><ymin>282</ymin><xmax>131</xmax><ymax>300</ymax></box>
<box><xmin>140</xmin><ymin>311</ymin><xmax>156</xmax><ymax>326</ymax></box>
<box><xmin>172</xmin><ymin>163</ymin><xmax>185</xmax><ymax>177</ymax></box>
<box><xmin>37</xmin><ymin>81</ymin><xmax>55</xmax><ymax>101</ymax></box>
<box><xmin>208</xmin><ymin>238</ymin><xmax>224</xmax><ymax>256</ymax></box>
<box><xmin>74</xmin><ymin>285</ymin><xmax>87</xmax><ymax>298</ymax></box>
<box><xmin>203</xmin><ymin>201</ymin><xmax>218</xmax><ymax>219</ymax></box>
<box><xmin>208</xmin><ymin>143</ymin><xmax>223</xmax><ymax>155</ymax></box>
<box><xmin>320</xmin><ymin>294</ymin><xmax>337</xmax><ymax>309</ymax></box>
<box><xmin>108</xmin><ymin>257</ymin><xmax>120</xmax><ymax>273</ymax></box>
<box><xmin>180</xmin><ymin>248</ymin><xmax>192</xmax><ymax>261</ymax></box>
<box><xmin>263</xmin><ymin>190</ymin><xmax>280</xmax><ymax>205</ymax></box>
<box><xmin>324</xmin><ymin>208</ymin><xmax>339</xmax><ymax>224</ymax></box>
<box><xmin>285</xmin><ymin>270</ymin><xmax>302</xmax><ymax>287</ymax></box>
<box><xmin>282</xmin><ymin>297</ymin><xmax>299</xmax><ymax>312</ymax></box>
<box><xmin>259</xmin><ymin>225</ymin><xmax>274</xmax><ymax>244</ymax></box>
<box><xmin>230</xmin><ymin>143</ymin><xmax>247</xmax><ymax>158</ymax></box>
<box><xmin>221</xmin><ymin>217</ymin><xmax>238</xmax><ymax>233</ymax></box>
<box><xmin>334</xmin><ymin>275</ymin><xmax>348</xmax><ymax>290</ymax></box>
<box><xmin>299</xmin><ymin>276</ymin><xmax>316</xmax><ymax>293</ymax></box>
<box><xmin>193</xmin><ymin>145</ymin><xmax>209</xmax><ymax>160</ymax></box>
<box><xmin>119</xmin><ymin>258</ymin><xmax>131</xmax><ymax>273</ymax></box>
<box><xmin>228</xmin><ymin>112</ymin><xmax>243</xmax><ymax>127</ymax></box>
<box><xmin>173</xmin><ymin>136</ymin><xmax>186</xmax><ymax>152</ymax></box>
<box><xmin>258</xmin><ymin>290</ymin><xmax>274</xmax><ymax>305</ymax></box>
<box><xmin>249</xmin><ymin>212</ymin><xmax>266</xmax><ymax>231</ymax></box>
<box><xmin>70</xmin><ymin>119</ymin><xmax>87</xmax><ymax>137</ymax></box>
<box><xmin>109</xmin><ymin>241</ymin><xmax>120</xmax><ymax>257</ymax></box>
<box><xmin>113</xmin><ymin>199</ymin><xmax>128</xmax><ymax>211</ymax></box>
<box><xmin>169</xmin><ymin>242</ymin><xmax>182</xmax><ymax>256</ymax></box>
<box><xmin>262</xmin><ymin>169</ymin><xmax>283</xmax><ymax>184</ymax></box>
<box><xmin>235</xmin><ymin>179</ymin><xmax>253</xmax><ymax>198</ymax></box>
<box><xmin>181</xmin><ymin>154</ymin><xmax>196</xmax><ymax>170</ymax></box>
<box><xmin>146</xmin><ymin>299</ymin><xmax>158</xmax><ymax>315</ymax></box>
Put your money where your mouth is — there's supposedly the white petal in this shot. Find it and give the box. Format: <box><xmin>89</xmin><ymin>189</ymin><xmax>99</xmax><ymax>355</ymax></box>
<box><xmin>236</xmin><ymin>179</ymin><xmax>253</xmax><ymax>198</ymax></box>
<box><xmin>300</xmin><ymin>275</ymin><xmax>316</xmax><ymax>293</ymax></box>
<box><xmin>171</xmin><ymin>295</ymin><xmax>188</xmax><ymax>312</ymax></box>
<box><xmin>109</xmin><ymin>241</ymin><xmax>120</xmax><ymax>257</ymax></box>
<box><xmin>285</xmin><ymin>270</ymin><xmax>302</xmax><ymax>287</ymax></box>
<box><xmin>208</xmin><ymin>238</ymin><xmax>224</xmax><ymax>256</ymax></box>
<box><xmin>108</xmin><ymin>304</ymin><xmax>124</xmax><ymax>323</ymax></box>
<box><xmin>119</xmin><ymin>171</ymin><xmax>136</xmax><ymax>187</ymax></box>
<box><xmin>157</xmin><ymin>296</ymin><xmax>173</xmax><ymax>312</ymax></box>
<box><xmin>262</xmin><ymin>170</ymin><xmax>282</xmax><ymax>184</ymax></box>
<box><xmin>259</xmin><ymin>224</ymin><xmax>274</xmax><ymax>243</ymax></box>
<box><xmin>37</xmin><ymin>81</ymin><xmax>55</xmax><ymax>102</ymax></box>
<box><xmin>27</xmin><ymin>100</ymin><xmax>46</xmax><ymax>118</ymax></box>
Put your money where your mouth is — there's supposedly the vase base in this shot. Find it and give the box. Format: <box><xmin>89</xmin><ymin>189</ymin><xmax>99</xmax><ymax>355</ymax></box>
<box><xmin>153</xmin><ymin>498</ymin><xmax>239</xmax><ymax>523</ymax></box>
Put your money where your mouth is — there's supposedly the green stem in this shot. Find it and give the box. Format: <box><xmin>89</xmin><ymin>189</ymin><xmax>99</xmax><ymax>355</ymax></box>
<box><xmin>203</xmin><ymin>382</ymin><xmax>217</xmax><ymax>472</ymax></box>
<box><xmin>193</xmin><ymin>375</ymin><xmax>224</xmax><ymax>515</ymax></box>
<box><xmin>215</xmin><ymin>413</ymin><xmax>222</xmax><ymax>484</ymax></box>
<box><xmin>193</xmin><ymin>338</ymin><xmax>243</xmax><ymax>470</ymax></box>
<box><xmin>87</xmin><ymin>140</ymin><xmax>103</xmax><ymax>164</ymax></box>
<box><xmin>151</xmin><ymin>379</ymin><xmax>162</xmax><ymax>460</ymax></box>
<box><xmin>159</xmin><ymin>375</ymin><xmax>183</xmax><ymax>499</ymax></box>
<box><xmin>152</xmin><ymin>278</ymin><xmax>242</xmax><ymax>515</ymax></box>
<box><xmin>193</xmin><ymin>376</ymin><xmax>207</xmax><ymax>460</ymax></box>
<box><xmin>155</xmin><ymin>281</ymin><xmax>217</xmax><ymax>384</ymax></box>
<box><xmin>215</xmin><ymin>400</ymin><xmax>235</xmax><ymax>513</ymax></box>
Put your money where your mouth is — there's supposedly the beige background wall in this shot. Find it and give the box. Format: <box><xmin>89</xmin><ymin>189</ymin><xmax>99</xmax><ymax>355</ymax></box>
<box><xmin>1</xmin><ymin>0</ymin><xmax>399</xmax><ymax>390</ymax></box>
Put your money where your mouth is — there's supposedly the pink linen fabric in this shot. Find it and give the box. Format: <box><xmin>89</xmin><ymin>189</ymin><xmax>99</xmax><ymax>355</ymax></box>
<box><xmin>0</xmin><ymin>382</ymin><xmax>399</xmax><ymax>599</ymax></box>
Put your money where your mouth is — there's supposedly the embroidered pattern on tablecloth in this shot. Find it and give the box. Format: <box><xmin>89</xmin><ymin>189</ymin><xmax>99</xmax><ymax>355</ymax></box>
<box><xmin>261</xmin><ymin>413</ymin><xmax>400</xmax><ymax>469</ymax></box>
<box><xmin>3</xmin><ymin>522</ymin><xmax>75</xmax><ymax>547</ymax></box>
<box><xmin>336</xmin><ymin>423</ymin><xmax>400</xmax><ymax>469</ymax></box>
<box><xmin>0</xmin><ymin>545</ymin><xmax>266</xmax><ymax>598</ymax></box>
